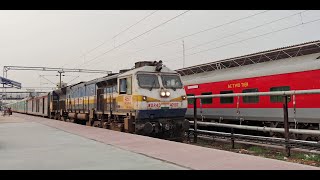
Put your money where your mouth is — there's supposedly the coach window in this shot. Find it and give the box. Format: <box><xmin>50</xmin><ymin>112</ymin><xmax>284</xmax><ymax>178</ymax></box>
<box><xmin>187</xmin><ymin>94</ymin><xmax>194</xmax><ymax>104</ymax></box>
<box><xmin>105</xmin><ymin>87</ymin><xmax>110</xmax><ymax>94</ymax></box>
<box><xmin>74</xmin><ymin>89</ymin><xmax>77</xmax><ymax>98</ymax></box>
<box><xmin>88</xmin><ymin>84</ymin><xmax>95</xmax><ymax>96</ymax></box>
<box><xmin>201</xmin><ymin>92</ymin><xmax>212</xmax><ymax>104</ymax></box>
<box><xmin>242</xmin><ymin>88</ymin><xmax>259</xmax><ymax>103</ymax></box>
<box><xmin>220</xmin><ymin>91</ymin><xmax>234</xmax><ymax>104</ymax></box>
<box><xmin>82</xmin><ymin>87</ymin><xmax>86</xmax><ymax>96</ymax></box>
<box><xmin>92</xmin><ymin>85</ymin><xmax>95</xmax><ymax>96</ymax></box>
<box><xmin>79</xmin><ymin>87</ymin><xmax>83</xmax><ymax>97</ymax></box>
<box><xmin>113</xmin><ymin>85</ymin><xmax>117</xmax><ymax>93</ymax></box>
<box><xmin>84</xmin><ymin>86</ymin><xmax>88</xmax><ymax>96</ymax></box>
<box><xmin>270</xmin><ymin>86</ymin><xmax>291</xmax><ymax>103</ymax></box>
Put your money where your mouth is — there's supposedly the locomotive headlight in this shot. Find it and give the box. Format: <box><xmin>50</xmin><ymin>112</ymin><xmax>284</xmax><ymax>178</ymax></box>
<box><xmin>142</xmin><ymin>96</ymin><xmax>147</xmax><ymax>101</ymax></box>
<box><xmin>182</xmin><ymin>95</ymin><xmax>186</xmax><ymax>100</ymax></box>
<box><xmin>160</xmin><ymin>91</ymin><xmax>166</xmax><ymax>97</ymax></box>
<box><xmin>165</xmin><ymin>91</ymin><xmax>170</xmax><ymax>97</ymax></box>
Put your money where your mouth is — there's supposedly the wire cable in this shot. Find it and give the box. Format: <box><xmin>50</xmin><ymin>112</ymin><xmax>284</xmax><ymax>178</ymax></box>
<box><xmin>61</xmin><ymin>10</ymin><xmax>158</xmax><ymax>68</ymax></box>
<box><xmin>121</xmin><ymin>10</ymin><xmax>270</xmax><ymax>56</ymax></box>
<box><xmin>158</xmin><ymin>10</ymin><xmax>308</xmax><ymax>60</ymax></box>
<box><xmin>67</xmin><ymin>75</ymin><xmax>80</xmax><ymax>84</ymax></box>
<box><xmin>75</xmin><ymin>10</ymin><xmax>191</xmax><ymax>69</ymax></box>
<box><xmin>166</xmin><ymin>17</ymin><xmax>320</xmax><ymax>64</ymax></box>
<box><xmin>84</xmin><ymin>10</ymin><xmax>271</xmax><ymax>68</ymax></box>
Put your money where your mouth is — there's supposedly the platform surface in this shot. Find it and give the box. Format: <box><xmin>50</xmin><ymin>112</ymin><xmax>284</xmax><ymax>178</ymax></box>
<box><xmin>1</xmin><ymin>113</ymin><xmax>319</xmax><ymax>170</ymax></box>
<box><xmin>0</xmin><ymin>115</ymin><xmax>185</xmax><ymax>170</ymax></box>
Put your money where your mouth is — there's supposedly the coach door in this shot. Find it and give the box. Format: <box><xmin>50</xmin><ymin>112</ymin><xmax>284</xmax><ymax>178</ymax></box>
<box><xmin>42</xmin><ymin>97</ymin><xmax>45</xmax><ymax>114</ymax></box>
<box><xmin>97</xmin><ymin>88</ymin><xmax>104</xmax><ymax>112</ymax></box>
<box><xmin>104</xmin><ymin>78</ymin><xmax>117</xmax><ymax>115</ymax></box>
<box><xmin>119</xmin><ymin>76</ymin><xmax>132</xmax><ymax>110</ymax></box>
<box><xmin>104</xmin><ymin>86</ymin><xmax>113</xmax><ymax>114</ymax></box>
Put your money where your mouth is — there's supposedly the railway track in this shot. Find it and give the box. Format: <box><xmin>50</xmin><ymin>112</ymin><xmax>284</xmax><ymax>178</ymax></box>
<box><xmin>196</xmin><ymin>135</ymin><xmax>320</xmax><ymax>154</ymax></box>
<box><xmin>187</xmin><ymin>129</ymin><xmax>320</xmax><ymax>152</ymax></box>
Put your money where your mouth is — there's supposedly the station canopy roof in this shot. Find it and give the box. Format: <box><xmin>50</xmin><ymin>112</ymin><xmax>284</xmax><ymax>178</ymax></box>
<box><xmin>0</xmin><ymin>76</ymin><xmax>21</xmax><ymax>89</ymax></box>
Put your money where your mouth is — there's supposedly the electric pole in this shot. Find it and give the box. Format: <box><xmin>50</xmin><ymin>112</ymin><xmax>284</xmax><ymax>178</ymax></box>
<box><xmin>57</xmin><ymin>70</ymin><xmax>65</xmax><ymax>89</ymax></box>
<box><xmin>3</xmin><ymin>66</ymin><xmax>111</xmax><ymax>90</ymax></box>
<box><xmin>182</xmin><ymin>40</ymin><xmax>185</xmax><ymax>68</ymax></box>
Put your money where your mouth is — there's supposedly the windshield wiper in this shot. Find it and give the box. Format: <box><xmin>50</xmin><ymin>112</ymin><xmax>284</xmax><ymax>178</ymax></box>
<box><xmin>149</xmin><ymin>79</ymin><xmax>156</xmax><ymax>91</ymax></box>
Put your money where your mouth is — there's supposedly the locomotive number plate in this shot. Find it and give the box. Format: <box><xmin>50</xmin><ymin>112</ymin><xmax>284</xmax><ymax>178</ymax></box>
<box><xmin>169</xmin><ymin>102</ymin><xmax>179</xmax><ymax>108</ymax></box>
<box><xmin>147</xmin><ymin>102</ymin><xmax>161</xmax><ymax>109</ymax></box>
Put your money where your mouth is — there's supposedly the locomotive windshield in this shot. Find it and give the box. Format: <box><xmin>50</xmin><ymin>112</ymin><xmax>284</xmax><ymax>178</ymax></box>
<box><xmin>161</xmin><ymin>74</ymin><xmax>183</xmax><ymax>90</ymax></box>
<box><xmin>137</xmin><ymin>74</ymin><xmax>160</xmax><ymax>89</ymax></box>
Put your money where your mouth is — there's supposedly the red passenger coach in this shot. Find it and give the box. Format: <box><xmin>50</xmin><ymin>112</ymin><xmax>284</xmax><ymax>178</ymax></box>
<box><xmin>177</xmin><ymin>41</ymin><xmax>320</xmax><ymax>134</ymax></box>
<box><xmin>186</xmin><ymin>69</ymin><xmax>320</xmax><ymax>109</ymax></box>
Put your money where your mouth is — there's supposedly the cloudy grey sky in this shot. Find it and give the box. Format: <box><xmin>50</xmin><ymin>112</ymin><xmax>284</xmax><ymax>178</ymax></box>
<box><xmin>1</xmin><ymin>10</ymin><xmax>320</xmax><ymax>91</ymax></box>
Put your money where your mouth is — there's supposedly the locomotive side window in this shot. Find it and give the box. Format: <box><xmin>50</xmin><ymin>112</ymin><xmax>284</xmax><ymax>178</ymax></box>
<box><xmin>242</xmin><ymin>88</ymin><xmax>259</xmax><ymax>103</ymax></box>
<box><xmin>119</xmin><ymin>77</ymin><xmax>132</xmax><ymax>95</ymax></box>
<box><xmin>270</xmin><ymin>86</ymin><xmax>291</xmax><ymax>103</ymax></box>
<box><xmin>187</xmin><ymin>94</ymin><xmax>194</xmax><ymax>104</ymax></box>
<box><xmin>201</xmin><ymin>92</ymin><xmax>212</xmax><ymax>104</ymax></box>
<box><xmin>120</xmin><ymin>79</ymin><xmax>127</xmax><ymax>94</ymax></box>
<box><xmin>220</xmin><ymin>91</ymin><xmax>234</xmax><ymax>104</ymax></box>
<box><xmin>127</xmin><ymin>77</ymin><xmax>132</xmax><ymax>95</ymax></box>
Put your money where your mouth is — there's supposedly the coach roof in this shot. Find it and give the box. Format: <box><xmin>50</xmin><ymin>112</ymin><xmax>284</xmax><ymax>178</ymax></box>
<box><xmin>176</xmin><ymin>40</ymin><xmax>320</xmax><ymax>76</ymax></box>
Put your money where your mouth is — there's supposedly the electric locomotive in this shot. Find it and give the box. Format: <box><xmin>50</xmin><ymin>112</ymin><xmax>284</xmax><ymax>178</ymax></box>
<box><xmin>63</xmin><ymin>60</ymin><xmax>189</xmax><ymax>140</ymax></box>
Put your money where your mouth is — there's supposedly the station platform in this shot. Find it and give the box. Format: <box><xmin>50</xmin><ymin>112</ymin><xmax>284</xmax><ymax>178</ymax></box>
<box><xmin>1</xmin><ymin>113</ymin><xmax>319</xmax><ymax>170</ymax></box>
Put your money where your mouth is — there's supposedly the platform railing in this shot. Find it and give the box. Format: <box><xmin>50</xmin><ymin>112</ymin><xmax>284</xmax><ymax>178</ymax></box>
<box><xmin>187</xmin><ymin>89</ymin><xmax>320</xmax><ymax>157</ymax></box>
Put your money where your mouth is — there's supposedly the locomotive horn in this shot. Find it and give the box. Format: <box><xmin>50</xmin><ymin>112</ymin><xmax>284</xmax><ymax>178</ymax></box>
<box><xmin>155</xmin><ymin>60</ymin><xmax>163</xmax><ymax>72</ymax></box>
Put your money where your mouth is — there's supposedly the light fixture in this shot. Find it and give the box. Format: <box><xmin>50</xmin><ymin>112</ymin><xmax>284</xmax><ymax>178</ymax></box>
<box><xmin>142</xmin><ymin>96</ymin><xmax>147</xmax><ymax>101</ymax></box>
<box><xmin>160</xmin><ymin>91</ymin><xmax>166</xmax><ymax>97</ymax></box>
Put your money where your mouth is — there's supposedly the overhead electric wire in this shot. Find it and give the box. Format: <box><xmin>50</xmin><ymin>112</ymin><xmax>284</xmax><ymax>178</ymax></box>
<box><xmin>120</xmin><ymin>10</ymin><xmax>270</xmax><ymax>56</ymax></box>
<box><xmin>83</xmin><ymin>10</ymin><xmax>271</xmax><ymax>68</ymax></box>
<box><xmin>61</xmin><ymin>10</ymin><xmax>158</xmax><ymax>68</ymax></box>
<box><xmin>75</xmin><ymin>10</ymin><xmax>191</xmax><ymax>69</ymax></box>
<box><xmin>158</xmin><ymin>10</ymin><xmax>308</xmax><ymax>60</ymax></box>
<box><xmin>67</xmin><ymin>75</ymin><xmax>80</xmax><ymax>84</ymax></box>
<box><xmin>38</xmin><ymin>75</ymin><xmax>56</xmax><ymax>86</ymax></box>
<box><xmin>166</xmin><ymin>16</ymin><xmax>320</xmax><ymax>63</ymax></box>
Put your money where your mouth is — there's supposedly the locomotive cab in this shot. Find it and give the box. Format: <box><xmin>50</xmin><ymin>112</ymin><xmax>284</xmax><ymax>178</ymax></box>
<box><xmin>116</xmin><ymin>61</ymin><xmax>189</xmax><ymax>139</ymax></box>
